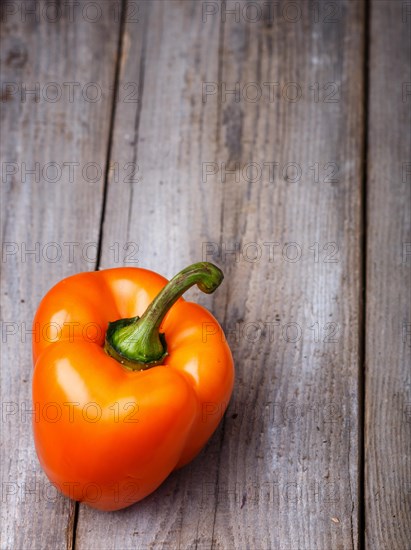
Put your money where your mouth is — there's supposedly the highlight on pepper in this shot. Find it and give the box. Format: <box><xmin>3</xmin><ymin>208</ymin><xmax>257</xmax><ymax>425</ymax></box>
<box><xmin>32</xmin><ymin>262</ymin><xmax>234</xmax><ymax>511</ymax></box>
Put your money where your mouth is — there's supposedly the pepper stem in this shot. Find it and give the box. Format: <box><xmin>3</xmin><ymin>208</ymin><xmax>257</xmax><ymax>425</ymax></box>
<box><xmin>104</xmin><ymin>262</ymin><xmax>223</xmax><ymax>370</ymax></box>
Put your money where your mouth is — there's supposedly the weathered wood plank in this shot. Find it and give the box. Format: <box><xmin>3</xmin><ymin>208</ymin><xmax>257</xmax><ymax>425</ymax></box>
<box><xmin>365</xmin><ymin>1</ymin><xmax>411</xmax><ymax>548</ymax></box>
<box><xmin>201</xmin><ymin>1</ymin><xmax>364</xmax><ymax>548</ymax></box>
<box><xmin>0</xmin><ymin>1</ymin><xmax>121</xmax><ymax>548</ymax></box>
<box><xmin>76</xmin><ymin>1</ymin><xmax>224</xmax><ymax>548</ymax></box>
<box><xmin>97</xmin><ymin>1</ymin><xmax>224</xmax><ymax>278</ymax></box>
<box><xmin>77</xmin><ymin>1</ymin><xmax>365</xmax><ymax>549</ymax></box>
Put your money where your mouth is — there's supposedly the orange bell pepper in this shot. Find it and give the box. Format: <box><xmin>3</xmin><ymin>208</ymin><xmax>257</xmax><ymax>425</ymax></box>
<box><xmin>32</xmin><ymin>262</ymin><xmax>234</xmax><ymax>511</ymax></box>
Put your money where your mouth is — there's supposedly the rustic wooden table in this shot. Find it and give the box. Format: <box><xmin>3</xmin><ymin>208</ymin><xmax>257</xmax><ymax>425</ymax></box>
<box><xmin>1</xmin><ymin>1</ymin><xmax>410</xmax><ymax>549</ymax></box>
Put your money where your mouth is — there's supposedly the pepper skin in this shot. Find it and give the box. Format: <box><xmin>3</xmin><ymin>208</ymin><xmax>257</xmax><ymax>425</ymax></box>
<box><xmin>32</xmin><ymin>264</ymin><xmax>234</xmax><ymax>511</ymax></box>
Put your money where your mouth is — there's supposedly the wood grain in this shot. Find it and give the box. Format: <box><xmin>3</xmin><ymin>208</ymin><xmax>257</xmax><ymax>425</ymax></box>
<box><xmin>365</xmin><ymin>1</ymin><xmax>411</xmax><ymax>548</ymax></box>
<box><xmin>76</xmin><ymin>1</ymin><xmax>365</xmax><ymax>549</ymax></box>
<box><xmin>76</xmin><ymin>2</ymin><xmax>224</xmax><ymax>547</ymax></box>
<box><xmin>0</xmin><ymin>1</ymin><xmax>121</xmax><ymax>548</ymax></box>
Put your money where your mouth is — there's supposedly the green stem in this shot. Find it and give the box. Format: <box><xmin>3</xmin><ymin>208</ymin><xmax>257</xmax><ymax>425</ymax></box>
<box><xmin>104</xmin><ymin>262</ymin><xmax>223</xmax><ymax>370</ymax></box>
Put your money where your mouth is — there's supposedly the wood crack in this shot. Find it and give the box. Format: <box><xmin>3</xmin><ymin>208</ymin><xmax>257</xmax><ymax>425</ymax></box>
<box><xmin>95</xmin><ymin>0</ymin><xmax>128</xmax><ymax>271</ymax></box>
<box><xmin>126</xmin><ymin>3</ymin><xmax>149</xmax><ymax>243</ymax></box>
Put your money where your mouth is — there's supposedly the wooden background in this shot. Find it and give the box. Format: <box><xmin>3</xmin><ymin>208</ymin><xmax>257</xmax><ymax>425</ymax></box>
<box><xmin>1</xmin><ymin>1</ymin><xmax>410</xmax><ymax>548</ymax></box>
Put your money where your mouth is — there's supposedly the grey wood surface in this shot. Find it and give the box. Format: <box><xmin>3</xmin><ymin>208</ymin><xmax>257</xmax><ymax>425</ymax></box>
<box><xmin>0</xmin><ymin>1</ymin><xmax>409</xmax><ymax>549</ymax></box>
<box><xmin>365</xmin><ymin>1</ymin><xmax>411</xmax><ymax>548</ymax></box>
<box><xmin>0</xmin><ymin>2</ymin><xmax>121</xmax><ymax>548</ymax></box>
<box><xmin>77</xmin><ymin>1</ymin><xmax>364</xmax><ymax>549</ymax></box>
